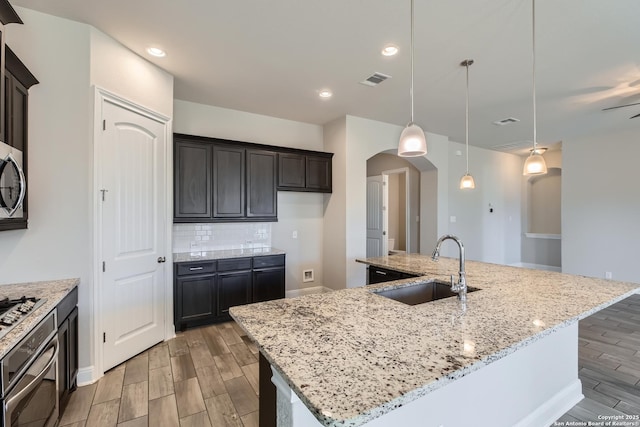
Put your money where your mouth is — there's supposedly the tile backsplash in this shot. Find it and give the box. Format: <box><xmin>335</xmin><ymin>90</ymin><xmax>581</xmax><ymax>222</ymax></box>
<box><xmin>173</xmin><ymin>223</ymin><xmax>272</xmax><ymax>253</ymax></box>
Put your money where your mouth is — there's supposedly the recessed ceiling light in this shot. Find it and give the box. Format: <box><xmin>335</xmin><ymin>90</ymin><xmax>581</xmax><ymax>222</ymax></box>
<box><xmin>147</xmin><ymin>47</ymin><xmax>166</xmax><ymax>57</ymax></box>
<box><xmin>381</xmin><ymin>45</ymin><xmax>399</xmax><ymax>56</ymax></box>
<box><xmin>318</xmin><ymin>90</ymin><xmax>333</xmax><ymax>99</ymax></box>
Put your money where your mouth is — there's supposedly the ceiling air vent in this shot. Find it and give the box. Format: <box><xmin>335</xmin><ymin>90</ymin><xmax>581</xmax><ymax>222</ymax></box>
<box><xmin>360</xmin><ymin>72</ymin><xmax>391</xmax><ymax>87</ymax></box>
<box><xmin>490</xmin><ymin>140</ymin><xmax>534</xmax><ymax>153</ymax></box>
<box><xmin>493</xmin><ymin>117</ymin><xmax>520</xmax><ymax>126</ymax></box>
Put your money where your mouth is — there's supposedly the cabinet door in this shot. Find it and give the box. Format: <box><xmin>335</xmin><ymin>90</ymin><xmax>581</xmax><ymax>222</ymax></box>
<box><xmin>175</xmin><ymin>275</ymin><xmax>216</xmax><ymax>329</ymax></box>
<box><xmin>306</xmin><ymin>156</ymin><xmax>332</xmax><ymax>192</ymax></box>
<box><xmin>68</xmin><ymin>307</ymin><xmax>78</xmax><ymax>391</ymax></box>
<box><xmin>174</xmin><ymin>140</ymin><xmax>212</xmax><ymax>219</ymax></box>
<box><xmin>217</xmin><ymin>270</ymin><xmax>252</xmax><ymax>316</ymax></box>
<box><xmin>253</xmin><ymin>267</ymin><xmax>285</xmax><ymax>303</ymax></box>
<box><xmin>277</xmin><ymin>153</ymin><xmax>305</xmax><ymax>190</ymax></box>
<box><xmin>213</xmin><ymin>145</ymin><xmax>245</xmax><ymax>218</ymax></box>
<box><xmin>57</xmin><ymin>316</ymin><xmax>69</xmax><ymax>403</ymax></box>
<box><xmin>247</xmin><ymin>150</ymin><xmax>277</xmax><ymax>219</ymax></box>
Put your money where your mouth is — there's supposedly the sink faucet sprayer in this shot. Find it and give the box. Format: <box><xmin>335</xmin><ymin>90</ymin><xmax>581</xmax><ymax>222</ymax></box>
<box><xmin>431</xmin><ymin>235</ymin><xmax>467</xmax><ymax>302</ymax></box>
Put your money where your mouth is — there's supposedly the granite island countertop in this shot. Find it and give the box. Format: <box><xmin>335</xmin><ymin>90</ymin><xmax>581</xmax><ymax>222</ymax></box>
<box><xmin>0</xmin><ymin>278</ymin><xmax>79</xmax><ymax>359</ymax></box>
<box><xmin>230</xmin><ymin>253</ymin><xmax>640</xmax><ymax>427</ymax></box>
<box><xmin>173</xmin><ymin>247</ymin><xmax>285</xmax><ymax>263</ymax></box>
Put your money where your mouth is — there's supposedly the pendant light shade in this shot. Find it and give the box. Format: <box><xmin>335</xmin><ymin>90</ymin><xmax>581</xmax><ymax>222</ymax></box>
<box><xmin>523</xmin><ymin>152</ymin><xmax>548</xmax><ymax>175</ymax></box>
<box><xmin>398</xmin><ymin>0</ymin><xmax>427</xmax><ymax>157</ymax></box>
<box><xmin>523</xmin><ymin>0</ymin><xmax>547</xmax><ymax>176</ymax></box>
<box><xmin>398</xmin><ymin>123</ymin><xmax>427</xmax><ymax>157</ymax></box>
<box><xmin>460</xmin><ymin>174</ymin><xmax>475</xmax><ymax>189</ymax></box>
<box><xmin>459</xmin><ymin>59</ymin><xmax>475</xmax><ymax>190</ymax></box>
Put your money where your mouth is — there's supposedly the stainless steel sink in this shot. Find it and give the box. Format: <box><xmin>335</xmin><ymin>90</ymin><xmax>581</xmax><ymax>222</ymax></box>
<box><xmin>372</xmin><ymin>280</ymin><xmax>479</xmax><ymax>305</ymax></box>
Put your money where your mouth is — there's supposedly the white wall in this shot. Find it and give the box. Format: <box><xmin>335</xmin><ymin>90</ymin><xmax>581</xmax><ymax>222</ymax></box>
<box><xmin>323</xmin><ymin>115</ymin><xmax>524</xmax><ymax>289</ymax></box>
<box><xmin>1</xmin><ymin>8</ymin><xmax>174</xmax><ymax>381</ymax></box>
<box><xmin>173</xmin><ymin>100</ymin><xmax>326</xmax><ymax>292</ymax></box>
<box><xmin>90</xmin><ymin>29</ymin><xmax>174</xmax><ymax>117</ymax></box>
<box><xmin>446</xmin><ymin>141</ymin><xmax>522</xmax><ymax>264</ymax></box>
<box><xmin>322</xmin><ymin>117</ymin><xmax>347</xmax><ymax>290</ymax></box>
<box><xmin>563</xmin><ymin>128</ymin><xmax>640</xmax><ymax>283</ymax></box>
<box><xmin>2</xmin><ymin>6</ymin><xmax>93</xmax><ymax>368</ymax></box>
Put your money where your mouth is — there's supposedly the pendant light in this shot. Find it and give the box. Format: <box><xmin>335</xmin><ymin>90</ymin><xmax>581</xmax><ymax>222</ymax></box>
<box><xmin>398</xmin><ymin>0</ymin><xmax>427</xmax><ymax>157</ymax></box>
<box><xmin>460</xmin><ymin>59</ymin><xmax>476</xmax><ymax>190</ymax></box>
<box><xmin>523</xmin><ymin>0</ymin><xmax>547</xmax><ymax>175</ymax></box>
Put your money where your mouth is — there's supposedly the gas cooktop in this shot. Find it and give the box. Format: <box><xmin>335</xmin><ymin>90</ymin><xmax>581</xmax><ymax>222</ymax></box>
<box><xmin>0</xmin><ymin>296</ymin><xmax>46</xmax><ymax>340</ymax></box>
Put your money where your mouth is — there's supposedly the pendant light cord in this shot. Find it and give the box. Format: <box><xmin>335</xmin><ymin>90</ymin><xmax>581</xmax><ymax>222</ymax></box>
<box><xmin>410</xmin><ymin>0</ymin><xmax>415</xmax><ymax>124</ymax></box>
<box><xmin>465</xmin><ymin>62</ymin><xmax>470</xmax><ymax>174</ymax></box>
<box><xmin>532</xmin><ymin>0</ymin><xmax>537</xmax><ymax>151</ymax></box>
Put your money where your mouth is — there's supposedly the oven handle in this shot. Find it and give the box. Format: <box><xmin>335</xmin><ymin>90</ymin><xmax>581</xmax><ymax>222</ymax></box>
<box><xmin>5</xmin><ymin>338</ymin><xmax>58</xmax><ymax>415</ymax></box>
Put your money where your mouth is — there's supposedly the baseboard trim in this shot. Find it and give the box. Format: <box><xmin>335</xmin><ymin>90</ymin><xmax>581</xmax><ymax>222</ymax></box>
<box><xmin>77</xmin><ymin>366</ymin><xmax>98</xmax><ymax>386</ymax></box>
<box><xmin>286</xmin><ymin>286</ymin><xmax>332</xmax><ymax>298</ymax></box>
<box><xmin>514</xmin><ymin>380</ymin><xmax>583</xmax><ymax>427</ymax></box>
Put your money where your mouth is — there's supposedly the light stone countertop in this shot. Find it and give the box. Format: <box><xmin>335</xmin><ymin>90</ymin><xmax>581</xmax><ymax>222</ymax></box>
<box><xmin>0</xmin><ymin>278</ymin><xmax>79</xmax><ymax>359</ymax></box>
<box><xmin>230</xmin><ymin>253</ymin><xmax>640</xmax><ymax>427</ymax></box>
<box><xmin>173</xmin><ymin>247</ymin><xmax>285</xmax><ymax>263</ymax></box>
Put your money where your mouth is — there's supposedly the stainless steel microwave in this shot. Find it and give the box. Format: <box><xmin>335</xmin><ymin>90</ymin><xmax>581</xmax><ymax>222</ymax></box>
<box><xmin>0</xmin><ymin>140</ymin><xmax>26</xmax><ymax>220</ymax></box>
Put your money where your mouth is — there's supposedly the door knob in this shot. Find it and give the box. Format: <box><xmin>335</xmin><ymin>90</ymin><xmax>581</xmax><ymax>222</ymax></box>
<box><xmin>157</xmin><ymin>257</ymin><xmax>166</xmax><ymax>263</ymax></box>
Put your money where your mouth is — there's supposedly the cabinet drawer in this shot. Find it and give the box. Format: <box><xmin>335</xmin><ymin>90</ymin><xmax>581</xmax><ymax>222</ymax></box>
<box><xmin>218</xmin><ymin>258</ymin><xmax>252</xmax><ymax>272</ymax></box>
<box><xmin>253</xmin><ymin>254</ymin><xmax>285</xmax><ymax>269</ymax></box>
<box><xmin>176</xmin><ymin>261</ymin><xmax>216</xmax><ymax>276</ymax></box>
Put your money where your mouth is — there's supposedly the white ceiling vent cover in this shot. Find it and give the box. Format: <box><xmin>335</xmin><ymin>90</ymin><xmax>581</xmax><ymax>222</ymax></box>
<box><xmin>360</xmin><ymin>72</ymin><xmax>392</xmax><ymax>87</ymax></box>
<box><xmin>490</xmin><ymin>140</ymin><xmax>534</xmax><ymax>153</ymax></box>
<box><xmin>493</xmin><ymin>117</ymin><xmax>520</xmax><ymax>126</ymax></box>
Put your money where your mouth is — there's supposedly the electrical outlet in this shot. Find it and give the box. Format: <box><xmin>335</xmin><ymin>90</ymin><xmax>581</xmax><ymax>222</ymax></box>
<box><xmin>292</xmin><ymin>230</ymin><xmax>298</xmax><ymax>239</ymax></box>
<box><xmin>605</xmin><ymin>272</ymin><xmax>612</xmax><ymax>280</ymax></box>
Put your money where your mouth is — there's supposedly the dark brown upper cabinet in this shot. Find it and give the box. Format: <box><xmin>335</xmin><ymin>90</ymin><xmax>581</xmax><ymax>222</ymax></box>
<box><xmin>277</xmin><ymin>152</ymin><xmax>332</xmax><ymax>193</ymax></box>
<box><xmin>174</xmin><ymin>137</ymin><xmax>212</xmax><ymax>219</ymax></box>
<box><xmin>213</xmin><ymin>145</ymin><xmax>245</xmax><ymax>219</ymax></box>
<box><xmin>246</xmin><ymin>150</ymin><xmax>277</xmax><ymax>219</ymax></box>
<box><xmin>173</xmin><ymin>133</ymin><xmax>332</xmax><ymax>223</ymax></box>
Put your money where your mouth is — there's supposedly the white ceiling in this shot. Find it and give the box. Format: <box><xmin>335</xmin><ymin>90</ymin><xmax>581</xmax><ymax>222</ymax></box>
<box><xmin>11</xmin><ymin>0</ymin><xmax>640</xmax><ymax>151</ymax></box>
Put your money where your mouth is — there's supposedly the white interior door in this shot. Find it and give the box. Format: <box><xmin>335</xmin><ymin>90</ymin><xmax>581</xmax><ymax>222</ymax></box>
<box><xmin>100</xmin><ymin>98</ymin><xmax>167</xmax><ymax>371</ymax></box>
<box><xmin>366</xmin><ymin>175</ymin><xmax>388</xmax><ymax>257</ymax></box>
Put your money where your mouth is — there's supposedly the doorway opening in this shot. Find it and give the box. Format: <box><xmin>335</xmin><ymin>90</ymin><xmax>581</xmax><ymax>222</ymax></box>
<box><xmin>366</xmin><ymin>153</ymin><xmax>421</xmax><ymax>257</ymax></box>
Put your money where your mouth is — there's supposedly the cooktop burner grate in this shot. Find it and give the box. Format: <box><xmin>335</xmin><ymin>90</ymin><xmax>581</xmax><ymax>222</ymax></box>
<box><xmin>0</xmin><ymin>297</ymin><xmax>45</xmax><ymax>340</ymax></box>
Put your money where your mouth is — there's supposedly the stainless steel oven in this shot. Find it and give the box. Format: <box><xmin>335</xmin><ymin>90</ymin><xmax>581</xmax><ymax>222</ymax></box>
<box><xmin>1</xmin><ymin>311</ymin><xmax>58</xmax><ymax>427</ymax></box>
<box><xmin>0</xmin><ymin>140</ymin><xmax>26</xmax><ymax>220</ymax></box>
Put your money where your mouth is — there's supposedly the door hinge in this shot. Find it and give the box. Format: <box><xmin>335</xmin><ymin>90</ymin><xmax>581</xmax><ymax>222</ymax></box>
<box><xmin>103</xmin><ymin>332</ymin><xmax>106</xmax><ymax>343</ymax></box>
<box><xmin>102</xmin><ymin>261</ymin><xmax>106</xmax><ymax>272</ymax></box>
<box><xmin>103</xmin><ymin>119</ymin><xmax>106</xmax><ymax>130</ymax></box>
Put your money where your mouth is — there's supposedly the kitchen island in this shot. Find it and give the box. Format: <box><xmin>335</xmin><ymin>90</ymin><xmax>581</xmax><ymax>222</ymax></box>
<box><xmin>230</xmin><ymin>254</ymin><xmax>639</xmax><ymax>427</ymax></box>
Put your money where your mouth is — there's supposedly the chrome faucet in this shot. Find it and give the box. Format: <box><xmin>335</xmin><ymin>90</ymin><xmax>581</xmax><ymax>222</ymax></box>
<box><xmin>431</xmin><ymin>235</ymin><xmax>467</xmax><ymax>302</ymax></box>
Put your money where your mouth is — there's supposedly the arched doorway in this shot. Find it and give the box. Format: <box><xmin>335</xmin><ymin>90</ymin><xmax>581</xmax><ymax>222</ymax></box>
<box><xmin>365</xmin><ymin>150</ymin><xmax>437</xmax><ymax>257</ymax></box>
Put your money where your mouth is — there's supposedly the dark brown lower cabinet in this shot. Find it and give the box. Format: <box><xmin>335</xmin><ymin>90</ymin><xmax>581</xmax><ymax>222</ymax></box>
<box><xmin>367</xmin><ymin>266</ymin><xmax>417</xmax><ymax>285</ymax></box>
<box><xmin>217</xmin><ymin>270</ymin><xmax>252</xmax><ymax>316</ymax></box>
<box><xmin>259</xmin><ymin>352</ymin><xmax>277</xmax><ymax>427</ymax></box>
<box><xmin>175</xmin><ymin>274</ymin><xmax>217</xmax><ymax>329</ymax></box>
<box><xmin>253</xmin><ymin>268</ymin><xmax>285</xmax><ymax>303</ymax></box>
<box><xmin>57</xmin><ymin>287</ymin><xmax>78</xmax><ymax>413</ymax></box>
<box><xmin>174</xmin><ymin>254</ymin><xmax>286</xmax><ymax>331</ymax></box>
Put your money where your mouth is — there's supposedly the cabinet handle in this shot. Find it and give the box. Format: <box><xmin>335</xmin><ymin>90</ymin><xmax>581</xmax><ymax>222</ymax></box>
<box><xmin>221</xmin><ymin>309</ymin><xmax>229</xmax><ymax>313</ymax></box>
<box><xmin>157</xmin><ymin>257</ymin><xmax>166</xmax><ymax>263</ymax></box>
<box><xmin>375</xmin><ymin>270</ymin><xmax>387</xmax><ymax>275</ymax></box>
<box><xmin>189</xmin><ymin>266</ymin><xmax>204</xmax><ymax>271</ymax></box>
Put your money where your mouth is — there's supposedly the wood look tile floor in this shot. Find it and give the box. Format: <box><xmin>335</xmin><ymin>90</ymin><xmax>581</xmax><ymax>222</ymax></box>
<box><xmin>60</xmin><ymin>322</ymin><xmax>258</xmax><ymax>427</ymax></box>
<box><xmin>555</xmin><ymin>293</ymin><xmax>640</xmax><ymax>424</ymax></box>
<box><xmin>61</xmin><ymin>294</ymin><xmax>640</xmax><ymax>427</ymax></box>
